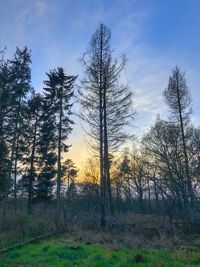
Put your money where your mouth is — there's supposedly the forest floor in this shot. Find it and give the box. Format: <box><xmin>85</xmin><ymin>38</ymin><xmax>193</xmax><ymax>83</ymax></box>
<box><xmin>1</xmin><ymin>234</ymin><xmax>200</xmax><ymax>267</ymax></box>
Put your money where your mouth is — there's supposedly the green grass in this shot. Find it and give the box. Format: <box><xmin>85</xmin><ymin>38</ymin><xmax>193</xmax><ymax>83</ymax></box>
<box><xmin>0</xmin><ymin>235</ymin><xmax>200</xmax><ymax>267</ymax></box>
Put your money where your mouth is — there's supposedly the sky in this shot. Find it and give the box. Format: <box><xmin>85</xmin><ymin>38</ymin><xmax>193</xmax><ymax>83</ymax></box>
<box><xmin>1</xmin><ymin>0</ymin><xmax>200</xmax><ymax>172</ymax></box>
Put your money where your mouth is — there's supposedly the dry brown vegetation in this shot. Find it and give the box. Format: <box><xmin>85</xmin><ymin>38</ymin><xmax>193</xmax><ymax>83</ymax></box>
<box><xmin>1</xmin><ymin>200</ymin><xmax>200</xmax><ymax>253</ymax></box>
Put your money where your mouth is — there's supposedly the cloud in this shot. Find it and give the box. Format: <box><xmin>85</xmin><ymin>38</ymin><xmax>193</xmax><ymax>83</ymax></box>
<box><xmin>35</xmin><ymin>0</ymin><xmax>47</xmax><ymax>16</ymax></box>
<box><xmin>1</xmin><ymin>0</ymin><xmax>200</xmax><ymax>173</ymax></box>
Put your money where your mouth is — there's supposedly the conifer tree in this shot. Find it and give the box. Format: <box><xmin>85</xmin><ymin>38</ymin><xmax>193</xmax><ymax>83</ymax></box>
<box><xmin>8</xmin><ymin>47</ymin><xmax>32</xmax><ymax>202</ymax></box>
<box><xmin>0</xmin><ymin>59</ymin><xmax>12</xmax><ymax>198</ymax></box>
<box><xmin>36</xmin><ymin>92</ymin><xmax>57</xmax><ymax>201</ymax></box>
<box><xmin>164</xmin><ymin>66</ymin><xmax>193</xmax><ymax>204</ymax></box>
<box><xmin>21</xmin><ymin>93</ymin><xmax>43</xmax><ymax>210</ymax></box>
<box><xmin>43</xmin><ymin>68</ymin><xmax>77</xmax><ymax>217</ymax></box>
<box><xmin>79</xmin><ymin>23</ymin><xmax>133</xmax><ymax>225</ymax></box>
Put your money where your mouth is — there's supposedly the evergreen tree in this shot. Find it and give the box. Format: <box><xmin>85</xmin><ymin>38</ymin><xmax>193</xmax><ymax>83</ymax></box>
<box><xmin>7</xmin><ymin>47</ymin><xmax>32</xmax><ymax>202</ymax></box>
<box><xmin>0</xmin><ymin>60</ymin><xmax>12</xmax><ymax>198</ymax></box>
<box><xmin>62</xmin><ymin>159</ymin><xmax>78</xmax><ymax>192</ymax></box>
<box><xmin>36</xmin><ymin>93</ymin><xmax>57</xmax><ymax>201</ymax></box>
<box><xmin>22</xmin><ymin>93</ymin><xmax>43</xmax><ymax>210</ymax></box>
<box><xmin>43</xmin><ymin>68</ymin><xmax>77</xmax><ymax>216</ymax></box>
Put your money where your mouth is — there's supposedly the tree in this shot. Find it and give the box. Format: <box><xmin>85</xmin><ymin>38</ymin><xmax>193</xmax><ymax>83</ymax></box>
<box><xmin>43</xmin><ymin>68</ymin><xmax>77</xmax><ymax>218</ymax></box>
<box><xmin>130</xmin><ymin>150</ymin><xmax>147</xmax><ymax>213</ymax></box>
<box><xmin>79</xmin><ymin>23</ymin><xmax>133</xmax><ymax>226</ymax></box>
<box><xmin>113</xmin><ymin>149</ymin><xmax>147</xmax><ymax>213</ymax></box>
<box><xmin>116</xmin><ymin>149</ymin><xmax>133</xmax><ymax>211</ymax></box>
<box><xmin>82</xmin><ymin>158</ymin><xmax>100</xmax><ymax>200</ymax></box>
<box><xmin>7</xmin><ymin>47</ymin><xmax>32</xmax><ymax>203</ymax></box>
<box><xmin>78</xmin><ymin>159</ymin><xmax>100</xmax><ymax>212</ymax></box>
<box><xmin>142</xmin><ymin>115</ymin><xmax>197</xmax><ymax>218</ymax></box>
<box><xmin>164</xmin><ymin>66</ymin><xmax>193</xmax><ymax>204</ymax></box>
<box><xmin>36</xmin><ymin>94</ymin><xmax>57</xmax><ymax>202</ymax></box>
<box><xmin>62</xmin><ymin>159</ymin><xmax>78</xmax><ymax>192</ymax></box>
<box><xmin>0</xmin><ymin>59</ymin><xmax>12</xmax><ymax>198</ymax></box>
<box><xmin>22</xmin><ymin>93</ymin><xmax>43</xmax><ymax>211</ymax></box>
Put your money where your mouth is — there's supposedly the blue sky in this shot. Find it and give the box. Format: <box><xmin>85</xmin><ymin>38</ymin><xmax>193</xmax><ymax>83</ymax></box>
<box><xmin>1</xmin><ymin>0</ymin><xmax>200</xmax><ymax>168</ymax></box>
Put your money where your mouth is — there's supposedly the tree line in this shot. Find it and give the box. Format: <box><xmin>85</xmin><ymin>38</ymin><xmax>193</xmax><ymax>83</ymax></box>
<box><xmin>0</xmin><ymin>23</ymin><xmax>200</xmax><ymax>227</ymax></box>
<box><xmin>0</xmin><ymin>47</ymin><xmax>77</xmax><ymax>215</ymax></box>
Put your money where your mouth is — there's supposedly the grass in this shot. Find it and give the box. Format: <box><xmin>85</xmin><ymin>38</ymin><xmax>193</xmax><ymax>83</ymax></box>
<box><xmin>0</xmin><ymin>234</ymin><xmax>200</xmax><ymax>267</ymax></box>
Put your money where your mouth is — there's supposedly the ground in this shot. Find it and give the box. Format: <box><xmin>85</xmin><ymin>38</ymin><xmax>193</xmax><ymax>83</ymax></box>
<box><xmin>0</xmin><ymin>234</ymin><xmax>200</xmax><ymax>267</ymax></box>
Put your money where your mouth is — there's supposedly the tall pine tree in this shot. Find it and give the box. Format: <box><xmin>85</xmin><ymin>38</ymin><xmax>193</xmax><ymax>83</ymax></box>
<box><xmin>8</xmin><ymin>47</ymin><xmax>32</xmax><ymax>203</ymax></box>
<box><xmin>43</xmin><ymin>68</ymin><xmax>77</xmax><ymax>217</ymax></box>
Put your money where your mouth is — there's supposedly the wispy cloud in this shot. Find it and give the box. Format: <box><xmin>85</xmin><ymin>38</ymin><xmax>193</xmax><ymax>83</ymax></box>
<box><xmin>35</xmin><ymin>0</ymin><xmax>47</xmax><ymax>16</ymax></box>
<box><xmin>1</xmin><ymin>0</ymin><xmax>200</xmax><ymax>171</ymax></box>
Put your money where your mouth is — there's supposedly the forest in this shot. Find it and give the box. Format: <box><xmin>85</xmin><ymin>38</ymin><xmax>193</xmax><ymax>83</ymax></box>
<box><xmin>1</xmin><ymin>23</ymin><xmax>200</xmax><ymax>266</ymax></box>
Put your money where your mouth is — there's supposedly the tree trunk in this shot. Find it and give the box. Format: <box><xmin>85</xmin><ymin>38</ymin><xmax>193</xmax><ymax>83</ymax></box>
<box><xmin>8</xmin><ymin>99</ymin><xmax>21</xmax><ymax>198</ymax></box>
<box><xmin>28</xmin><ymin>114</ymin><xmax>38</xmax><ymax>212</ymax></box>
<box><xmin>103</xmin><ymin>80</ymin><xmax>114</xmax><ymax>216</ymax></box>
<box><xmin>14</xmin><ymin>136</ymin><xmax>19</xmax><ymax>205</ymax></box>
<box><xmin>56</xmin><ymin>91</ymin><xmax>63</xmax><ymax>222</ymax></box>
<box><xmin>147</xmin><ymin>180</ymin><xmax>152</xmax><ymax>212</ymax></box>
<box><xmin>99</xmin><ymin>29</ymin><xmax>106</xmax><ymax>227</ymax></box>
<box><xmin>176</xmin><ymin>73</ymin><xmax>193</xmax><ymax>204</ymax></box>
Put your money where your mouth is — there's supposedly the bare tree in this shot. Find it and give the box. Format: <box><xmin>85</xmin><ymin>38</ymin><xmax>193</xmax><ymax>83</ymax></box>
<box><xmin>164</xmin><ymin>66</ymin><xmax>193</xmax><ymax>204</ymax></box>
<box><xmin>79</xmin><ymin>23</ymin><xmax>133</xmax><ymax>226</ymax></box>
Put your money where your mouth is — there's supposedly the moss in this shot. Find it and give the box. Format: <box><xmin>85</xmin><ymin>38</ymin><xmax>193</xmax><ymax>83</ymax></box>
<box><xmin>1</xmin><ymin>235</ymin><xmax>200</xmax><ymax>267</ymax></box>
